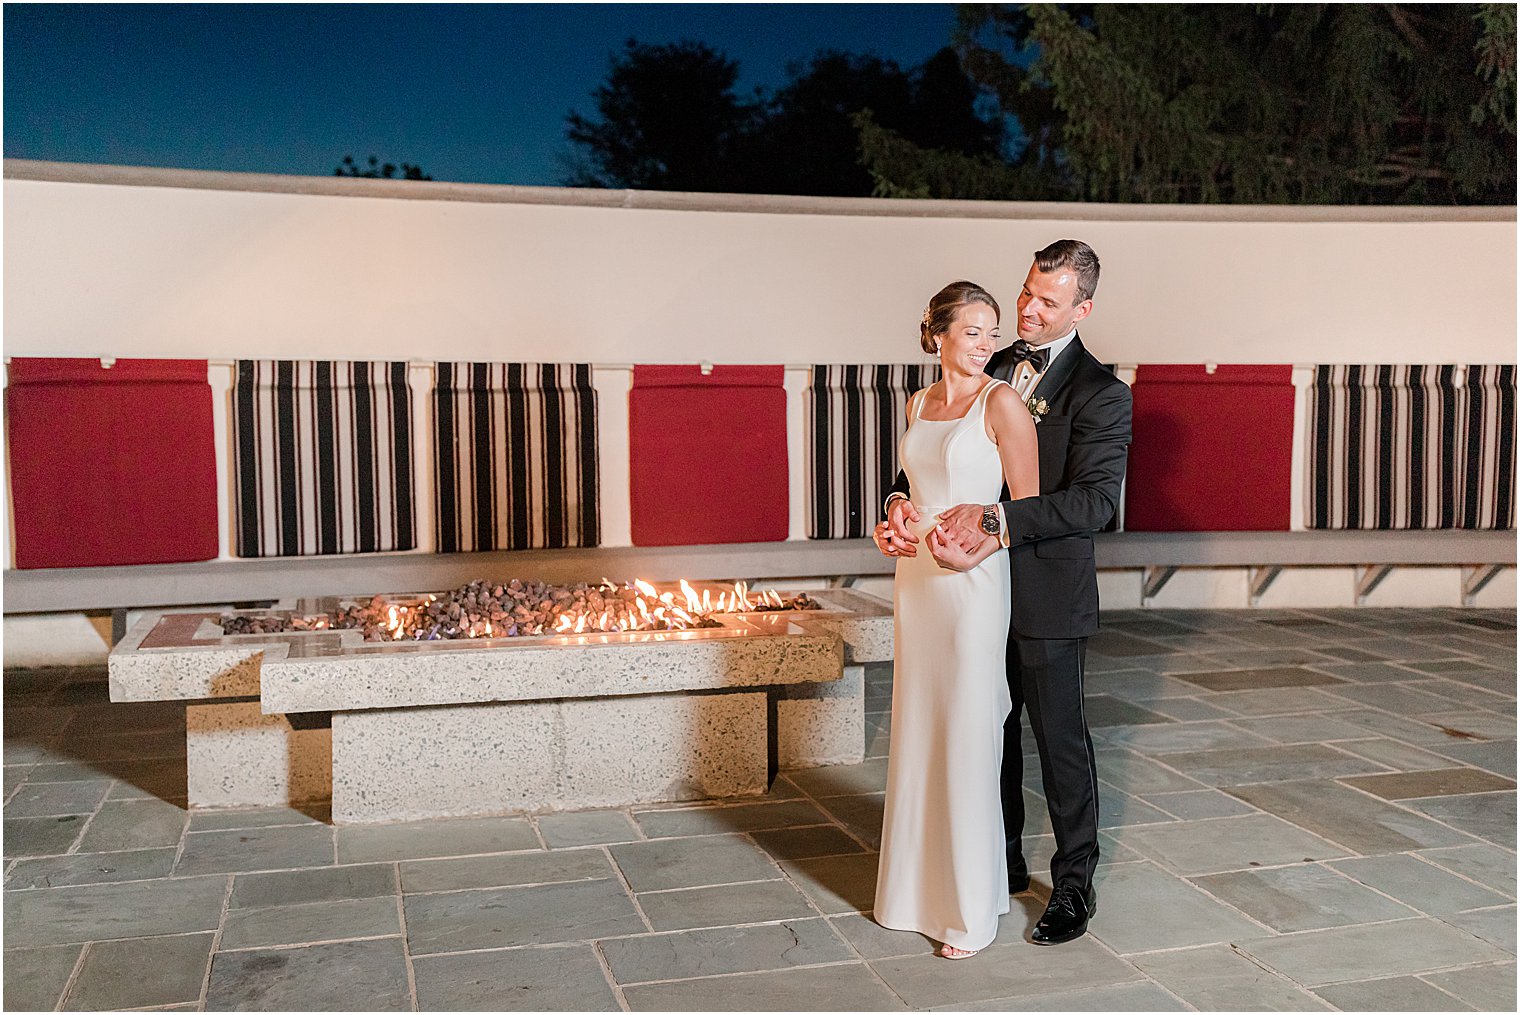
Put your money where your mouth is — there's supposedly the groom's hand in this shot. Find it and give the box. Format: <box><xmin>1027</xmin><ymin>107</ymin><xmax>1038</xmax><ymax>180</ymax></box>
<box><xmin>885</xmin><ymin>498</ymin><xmax>920</xmax><ymax>558</ymax></box>
<box><xmin>937</xmin><ymin>503</ymin><xmax>987</xmax><ymax>543</ymax></box>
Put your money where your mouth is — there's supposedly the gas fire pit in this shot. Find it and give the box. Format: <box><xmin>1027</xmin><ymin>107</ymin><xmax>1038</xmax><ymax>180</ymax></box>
<box><xmin>109</xmin><ymin>580</ymin><xmax>892</xmax><ymax>822</ymax></box>
<box><xmin>219</xmin><ymin>578</ymin><xmax>820</xmax><ymax>641</ymax></box>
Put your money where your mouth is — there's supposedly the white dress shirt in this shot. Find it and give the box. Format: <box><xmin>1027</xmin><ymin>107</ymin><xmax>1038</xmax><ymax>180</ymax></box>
<box><xmin>1010</xmin><ymin>327</ymin><xmax>1078</xmax><ymax>398</ymax></box>
<box><xmin>996</xmin><ymin>327</ymin><xmax>1078</xmax><ymax>541</ymax></box>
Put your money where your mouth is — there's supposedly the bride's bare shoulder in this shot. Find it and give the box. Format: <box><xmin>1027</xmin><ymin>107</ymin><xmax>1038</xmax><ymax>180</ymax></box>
<box><xmin>985</xmin><ymin>381</ymin><xmax>1035</xmax><ymax>436</ymax></box>
<box><xmin>985</xmin><ymin>379</ymin><xmax>1023</xmax><ymax>411</ymax></box>
<box><xmin>906</xmin><ymin>382</ymin><xmax>940</xmax><ymax>419</ymax></box>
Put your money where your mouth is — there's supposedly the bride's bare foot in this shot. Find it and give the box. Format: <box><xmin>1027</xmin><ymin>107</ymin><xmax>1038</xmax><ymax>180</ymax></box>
<box><xmin>939</xmin><ymin>943</ymin><xmax>978</xmax><ymax>959</ymax></box>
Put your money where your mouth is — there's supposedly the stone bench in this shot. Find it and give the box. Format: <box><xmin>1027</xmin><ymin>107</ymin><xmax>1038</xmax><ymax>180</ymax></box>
<box><xmin>108</xmin><ymin>585</ymin><xmax>893</xmax><ymax>823</ymax></box>
<box><xmin>9</xmin><ymin>531</ymin><xmax>1512</xmax><ymax>624</ymax></box>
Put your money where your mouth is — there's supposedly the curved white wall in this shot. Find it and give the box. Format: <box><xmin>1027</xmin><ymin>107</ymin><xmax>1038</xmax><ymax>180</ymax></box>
<box><xmin>3</xmin><ymin>163</ymin><xmax>1514</xmax><ymax>636</ymax></box>
<box><xmin>4</xmin><ymin>164</ymin><xmax>1515</xmax><ymax>366</ymax></box>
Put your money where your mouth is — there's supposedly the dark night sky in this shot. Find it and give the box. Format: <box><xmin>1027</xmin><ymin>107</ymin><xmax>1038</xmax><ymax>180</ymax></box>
<box><xmin>4</xmin><ymin>2</ymin><xmax>963</xmax><ymax>186</ymax></box>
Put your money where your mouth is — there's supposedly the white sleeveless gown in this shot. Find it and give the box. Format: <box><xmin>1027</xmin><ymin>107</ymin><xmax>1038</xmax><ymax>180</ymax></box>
<box><xmin>874</xmin><ymin>379</ymin><xmax>1013</xmax><ymax>951</ymax></box>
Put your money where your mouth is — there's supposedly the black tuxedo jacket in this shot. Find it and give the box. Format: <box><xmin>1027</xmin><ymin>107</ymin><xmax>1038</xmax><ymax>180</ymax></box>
<box><xmin>888</xmin><ymin>334</ymin><xmax>1132</xmax><ymax>640</ymax></box>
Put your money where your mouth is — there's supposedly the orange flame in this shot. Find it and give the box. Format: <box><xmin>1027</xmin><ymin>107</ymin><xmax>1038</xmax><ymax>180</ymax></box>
<box><xmin>362</xmin><ymin>578</ymin><xmax>798</xmax><ymax>642</ymax></box>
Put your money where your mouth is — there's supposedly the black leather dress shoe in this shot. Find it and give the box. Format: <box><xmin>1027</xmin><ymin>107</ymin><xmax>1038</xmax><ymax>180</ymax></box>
<box><xmin>1031</xmin><ymin>884</ymin><xmax>1096</xmax><ymax>945</ymax></box>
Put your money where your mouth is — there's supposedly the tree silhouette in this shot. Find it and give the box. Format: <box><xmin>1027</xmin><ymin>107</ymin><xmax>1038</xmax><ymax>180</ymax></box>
<box><xmin>564</xmin><ymin>40</ymin><xmax>757</xmax><ymax>191</ymax></box>
<box><xmin>564</xmin><ymin>41</ymin><xmax>1003</xmax><ymax>196</ymax></box>
<box><xmin>860</xmin><ymin>3</ymin><xmax>1516</xmax><ymax>204</ymax></box>
<box><xmin>738</xmin><ymin>48</ymin><xmax>1004</xmax><ymax>196</ymax></box>
<box><xmin>334</xmin><ymin>155</ymin><xmax>433</xmax><ymax>181</ymax></box>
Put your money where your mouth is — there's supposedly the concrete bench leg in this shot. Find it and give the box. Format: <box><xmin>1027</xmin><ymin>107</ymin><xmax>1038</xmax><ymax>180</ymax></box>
<box><xmin>329</xmin><ymin>691</ymin><xmax>768</xmax><ymax>823</ymax></box>
<box><xmin>778</xmin><ymin>664</ymin><xmax>865</xmax><ymax>769</ymax></box>
<box><xmin>186</xmin><ymin>702</ymin><xmax>332</xmax><ymax>808</ymax></box>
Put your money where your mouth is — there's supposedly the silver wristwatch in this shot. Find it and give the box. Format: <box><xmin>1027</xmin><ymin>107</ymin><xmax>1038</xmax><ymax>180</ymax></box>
<box><xmin>980</xmin><ymin>505</ymin><xmax>1001</xmax><ymax>535</ymax></box>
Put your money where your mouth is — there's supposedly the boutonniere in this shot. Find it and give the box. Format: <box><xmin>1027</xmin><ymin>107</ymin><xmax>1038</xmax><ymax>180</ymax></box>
<box><xmin>1026</xmin><ymin>396</ymin><xmax>1050</xmax><ymax>423</ymax></box>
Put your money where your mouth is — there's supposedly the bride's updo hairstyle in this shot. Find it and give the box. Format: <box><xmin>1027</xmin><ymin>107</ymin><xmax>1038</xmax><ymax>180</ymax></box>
<box><xmin>920</xmin><ymin>281</ymin><xmax>1000</xmax><ymax>354</ymax></box>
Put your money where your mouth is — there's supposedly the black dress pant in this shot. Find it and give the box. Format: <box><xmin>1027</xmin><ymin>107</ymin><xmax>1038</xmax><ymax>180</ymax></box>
<box><xmin>999</xmin><ymin>634</ymin><xmax>1100</xmax><ymax>892</ymax></box>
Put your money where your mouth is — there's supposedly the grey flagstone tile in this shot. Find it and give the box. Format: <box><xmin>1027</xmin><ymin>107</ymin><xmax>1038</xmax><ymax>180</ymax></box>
<box><xmin>1339</xmin><ymin>767</ymin><xmax>1516</xmax><ymax>801</ymax></box>
<box><xmin>230</xmin><ymin>862</ymin><xmax>398</xmax><ymax>909</ymax></box>
<box><xmin>1420</xmin><ymin>962</ymin><xmax>1517</xmax><ymax>1011</ymax></box>
<box><xmin>403</xmin><ymin>877</ymin><xmax>645</xmax><ymax>954</ymax></box>
<box><xmin>631</xmin><ymin>799</ymin><xmax>830</xmax><ymax>837</ymax></box>
<box><xmin>6</xmin><ymin>846</ymin><xmax>178</xmax><ymax>890</ymax></box>
<box><xmin>400</xmin><ymin>846</ymin><xmax>612</xmax><ymax>894</ymax></box>
<box><xmin>1120</xmin><ymin>814</ymin><xmax>1348</xmax><ymax>876</ymax></box>
<box><xmin>75</xmin><ymin>798</ymin><xmax>188</xmax><ymax>853</ymax></box>
<box><xmin>1085</xmin><ymin>861</ymin><xmax>1266</xmax><ymax>954</ymax></box>
<box><xmin>1</xmin><ymin>944</ymin><xmax>83</xmax><ymax>1013</ymax></box>
<box><xmin>870</xmin><ymin>934</ymin><xmax>1140</xmax><ymax>1008</ymax></box>
<box><xmin>1416</xmin><ymin>842</ymin><xmax>1518</xmax><ymax>897</ymax></box>
<box><xmin>1314</xmin><ymin>975</ymin><xmax>1476</xmax><ymax>1012</ymax></box>
<box><xmin>930</xmin><ymin>980</ymin><xmax>1190</xmax><ymax>1011</ymax></box>
<box><xmin>411</xmin><ymin>943</ymin><xmax>619</xmax><ymax>1012</ymax></box>
<box><xmin>1133</xmin><ymin>943</ymin><xmax>1334</xmax><ymax>1011</ymax></box>
<box><xmin>1443</xmin><ymin>905</ymin><xmax>1518</xmax><ymax>954</ymax></box>
<box><xmin>598</xmin><ymin>918</ymin><xmax>852</xmax><ymax>983</ymax></box>
<box><xmin>1151</xmin><ymin>743</ymin><xmax>1386</xmax><ymax>786</ymax></box>
<box><xmin>1328</xmin><ymin>853</ymin><xmax>1511</xmax><ymax>915</ymax></box>
<box><xmin>217</xmin><ymin>896</ymin><xmax>402</xmax><ymax>950</ymax></box>
<box><xmin>609</xmin><ymin>833</ymin><xmax>780</xmax><ymax>892</ymax></box>
<box><xmin>1398</xmin><ymin>790</ymin><xmax>1520</xmax><ymax>850</ymax></box>
<box><xmin>5</xmin><ymin>875</ymin><xmax>227</xmax><ymax>947</ymax></box>
<box><xmin>205</xmin><ymin>937</ymin><xmax>410</xmax><ymax>1011</ymax></box>
<box><xmin>3</xmin><ymin>779</ymin><xmax>112</xmax><ymax>818</ymax></box>
<box><xmin>1225</xmin><ymin>778</ymin><xmax>1474</xmax><ymax>854</ymax></box>
<box><xmin>1237</xmin><ymin>918</ymin><xmax>1511</xmax><ymax>987</ymax></box>
<box><xmin>536</xmin><ymin>809</ymin><xmax>641</xmax><ymax>848</ymax></box>
<box><xmin>780</xmin><ymin>853</ymin><xmax>880</xmax><ymax>915</ymax></box>
<box><xmin>335</xmin><ymin>815</ymin><xmax>538</xmax><ymax>863</ymax></box>
<box><xmin>174</xmin><ymin>823</ymin><xmax>336</xmax><ymax>877</ymax></box>
<box><xmin>636</xmin><ymin>880</ymin><xmax>815</xmax><ymax>932</ymax></box>
<box><xmin>62</xmin><ymin>932</ymin><xmax>214</xmax><ymax>1012</ymax></box>
<box><xmin>1191</xmin><ymin>863</ymin><xmax>1419</xmax><ymax>932</ymax></box>
<box><xmin>749</xmin><ymin>824</ymin><xmax>868</xmax><ymax>861</ymax></box>
<box><xmin>623</xmin><ymin>961</ymin><xmax>907</xmax><ymax>1011</ymax></box>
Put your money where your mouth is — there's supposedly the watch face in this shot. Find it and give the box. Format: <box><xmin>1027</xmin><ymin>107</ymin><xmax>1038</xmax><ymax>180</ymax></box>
<box><xmin>981</xmin><ymin>508</ymin><xmax>998</xmax><ymax>534</ymax></box>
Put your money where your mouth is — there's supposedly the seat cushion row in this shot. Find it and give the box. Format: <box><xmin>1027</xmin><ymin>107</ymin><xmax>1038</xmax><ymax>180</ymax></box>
<box><xmin>5</xmin><ymin>358</ymin><xmax>1514</xmax><ymax>570</ymax></box>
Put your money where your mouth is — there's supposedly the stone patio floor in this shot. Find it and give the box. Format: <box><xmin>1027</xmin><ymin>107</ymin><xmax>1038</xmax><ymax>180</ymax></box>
<box><xmin>3</xmin><ymin>606</ymin><xmax>1516</xmax><ymax>1011</ymax></box>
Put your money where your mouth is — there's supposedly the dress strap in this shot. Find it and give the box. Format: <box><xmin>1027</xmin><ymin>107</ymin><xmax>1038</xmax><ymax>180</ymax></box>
<box><xmin>972</xmin><ymin>378</ymin><xmax>1005</xmax><ymax>414</ymax></box>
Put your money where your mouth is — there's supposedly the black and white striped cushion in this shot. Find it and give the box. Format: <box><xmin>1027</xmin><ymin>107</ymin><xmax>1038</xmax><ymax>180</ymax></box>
<box><xmin>1461</xmin><ymin>364</ymin><xmax>1516</xmax><ymax>530</ymax></box>
<box><xmin>1307</xmin><ymin>365</ymin><xmax>1466</xmax><ymax>529</ymax></box>
<box><xmin>807</xmin><ymin>364</ymin><xmax>940</xmax><ymax>539</ymax></box>
<box><xmin>434</xmin><ymin>363</ymin><xmax>600</xmax><ymax>552</ymax></box>
<box><xmin>233</xmin><ymin>360</ymin><xmax>416</xmax><ymax>557</ymax></box>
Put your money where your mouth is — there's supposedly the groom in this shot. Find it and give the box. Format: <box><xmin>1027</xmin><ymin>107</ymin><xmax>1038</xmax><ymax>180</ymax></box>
<box><xmin>880</xmin><ymin>239</ymin><xmax>1131</xmax><ymax>945</ymax></box>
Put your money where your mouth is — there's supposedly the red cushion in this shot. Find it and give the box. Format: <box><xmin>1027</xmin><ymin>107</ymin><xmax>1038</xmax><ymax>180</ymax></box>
<box><xmin>1124</xmin><ymin>364</ymin><xmax>1295</xmax><ymax>531</ymax></box>
<box><xmin>7</xmin><ymin>358</ymin><xmax>219</xmax><ymax>568</ymax></box>
<box><xmin>629</xmin><ymin>365</ymin><xmax>788</xmax><ymax>546</ymax></box>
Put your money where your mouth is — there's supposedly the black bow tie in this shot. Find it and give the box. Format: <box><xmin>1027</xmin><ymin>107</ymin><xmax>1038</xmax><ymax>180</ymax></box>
<box><xmin>1009</xmin><ymin>340</ymin><xmax>1050</xmax><ymax>372</ymax></box>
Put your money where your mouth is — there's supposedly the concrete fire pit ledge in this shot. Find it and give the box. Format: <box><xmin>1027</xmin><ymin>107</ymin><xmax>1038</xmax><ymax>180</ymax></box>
<box><xmin>276</xmin><ymin>617</ymin><xmax>841</xmax><ymax>715</ymax></box>
<box><xmin>108</xmin><ymin>585</ymin><xmax>893</xmax><ymax>822</ymax></box>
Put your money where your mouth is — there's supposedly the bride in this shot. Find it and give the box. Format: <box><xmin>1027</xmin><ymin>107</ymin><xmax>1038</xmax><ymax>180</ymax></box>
<box><xmin>871</xmin><ymin>280</ymin><xmax>1039</xmax><ymax>958</ymax></box>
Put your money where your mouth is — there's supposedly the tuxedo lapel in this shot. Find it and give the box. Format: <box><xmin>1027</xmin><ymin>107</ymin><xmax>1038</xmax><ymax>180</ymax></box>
<box><xmin>1031</xmin><ymin>333</ymin><xmax>1086</xmax><ymax>402</ymax></box>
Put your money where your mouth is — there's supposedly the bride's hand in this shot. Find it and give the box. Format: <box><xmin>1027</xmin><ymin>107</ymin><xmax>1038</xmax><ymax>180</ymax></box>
<box><xmin>927</xmin><ymin>524</ymin><xmax>999</xmax><ymax>572</ymax></box>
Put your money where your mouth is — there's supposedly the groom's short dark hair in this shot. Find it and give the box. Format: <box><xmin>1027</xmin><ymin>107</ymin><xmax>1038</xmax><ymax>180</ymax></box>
<box><xmin>1034</xmin><ymin>240</ymin><xmax>1100</xmax><ymax>305</ymax></box>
